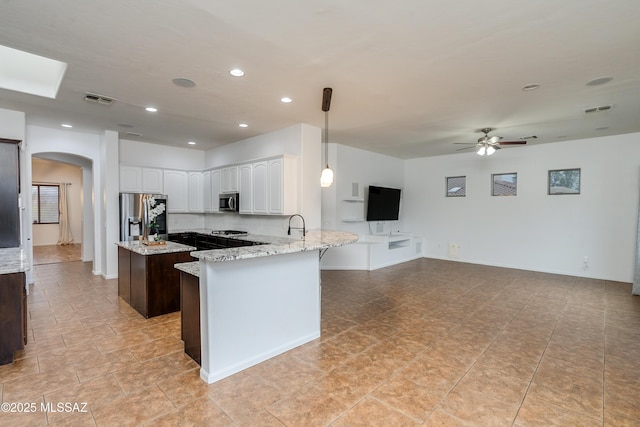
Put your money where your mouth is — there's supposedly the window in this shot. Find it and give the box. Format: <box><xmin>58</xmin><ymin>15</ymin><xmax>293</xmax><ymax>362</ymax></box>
<box><xmin>446</xmin><ymin>176</ymin><xmax>466</xmax><ymax>197</ymax></box>
<box><xmin>492</xmin><ymin>173</ymin><xmax>517</xmax><ymax>196</ymax></box>
<box><xmin>32</xmin><ymin>184</ymin><xmax>59</xmax><ymax>224</ymax></box>
<box><xmin>548</xmin><ymin>168</ymin><xmax>581</xmax><ymax>195</ymax></box>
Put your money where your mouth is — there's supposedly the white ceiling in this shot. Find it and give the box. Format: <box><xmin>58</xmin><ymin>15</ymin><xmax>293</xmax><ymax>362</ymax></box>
<box><xmin>1</xmin><ymin>0</ymin><xmax>639</xmax><ymax>159</ymax></box>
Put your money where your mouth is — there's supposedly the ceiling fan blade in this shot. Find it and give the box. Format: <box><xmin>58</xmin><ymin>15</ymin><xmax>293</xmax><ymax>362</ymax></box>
<box><xmin>456</xmin><ymin>146</ymin><xmax>476</xmax><ymax>151</ymax></box>
<box><xmin>497</xmin><ymin>141</ymin><xmax>527</xmax><ymax>145</ymax></box>
<box><xmin>453</xmin><ymin>142</ymin><xmax>476</xmax><ymax>145</ymax></box>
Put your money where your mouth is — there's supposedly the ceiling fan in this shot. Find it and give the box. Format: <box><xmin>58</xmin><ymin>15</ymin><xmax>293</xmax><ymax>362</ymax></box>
<box><xmin>455</xmin><ymin>128</ymin><xmax>527</xmax><ymax>155</ymax></box>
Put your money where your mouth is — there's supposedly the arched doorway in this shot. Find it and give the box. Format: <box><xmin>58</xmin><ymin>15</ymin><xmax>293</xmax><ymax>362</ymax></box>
<box><xmin>26</xmin><ymin>151</ymin><xmax>95</xmax><ymax>275</ymax></box>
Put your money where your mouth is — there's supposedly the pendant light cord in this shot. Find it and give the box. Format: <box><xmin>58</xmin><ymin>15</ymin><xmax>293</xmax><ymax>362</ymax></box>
<box><xmin>324</xmin><ymin>110</ymin><xmax>329</xmax><ymax>167</ymax></box>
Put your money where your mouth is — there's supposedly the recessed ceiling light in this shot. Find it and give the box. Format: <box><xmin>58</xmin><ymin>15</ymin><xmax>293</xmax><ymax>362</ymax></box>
<box><xmin>188</xmin><ymin>141</ymin><xmax>196</xmax><ymax>145</ymax></box>
<box><xmin>238</xmin><ymin>123</ymin><xmax>248</xmax><ymax>128</ymax></box>
<box><xmin>229</xmin><ymin>68</ymin><xmax>244</xmax><ymax>77</ymax></box>
<box><xmin>145</xmin><ymin>106</ymin><xmax>158</xmax><ymax>112</ymax></box>
<box><xmin>61</xmin><ymin>123</ymin><xmax>72</xmax><ymax>128</ymax></box>
<box><xmin>172</xmin><ymin>77</ymin><xmax>196</xmax><ymax>88</ymax></box>
<box><xmin>281</xmin><ymin>97</ymin><xmax>292</xmax><ymax>103</ymax></box>
<box><xmin>522</xmin><ymin>83</ymin><xmax>540</xmax><ymax>91</ymax></box>
<box><xmin>586</xmin><ymin>76</ymin><xmax>613</xmax><ymax>86</ymax></box>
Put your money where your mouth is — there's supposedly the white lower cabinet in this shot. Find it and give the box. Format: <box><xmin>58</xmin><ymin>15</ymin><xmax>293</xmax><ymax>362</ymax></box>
<box><xmin>163</xmin><ymin>170</ymin><xmax>189</xmax><ymax>213</ymax></box>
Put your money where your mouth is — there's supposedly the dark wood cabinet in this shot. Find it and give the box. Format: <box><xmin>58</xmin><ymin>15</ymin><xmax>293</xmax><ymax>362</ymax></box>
<box><xmin>180</xmin><ymin>271</ymin><xmax>201</xmax><ymax>364</ymax></box>
<box><xmin>118</xmin><ymin>247</ymin><xmax>193</xmax><ymax>318</ymax></box>
<box><xmin>0</xmin><ymin>272</ymin><xmax>26</xmax><ymax>365</ymax></box>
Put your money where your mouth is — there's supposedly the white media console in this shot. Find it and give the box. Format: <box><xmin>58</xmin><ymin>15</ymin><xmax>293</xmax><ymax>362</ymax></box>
<box><xmin>320</xmin><ymin>232</ymin><xmax>423</xmax><ymax>270</ymax></box>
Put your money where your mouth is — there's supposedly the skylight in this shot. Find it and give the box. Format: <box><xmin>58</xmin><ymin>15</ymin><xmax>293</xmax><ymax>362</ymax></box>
<box><xmin>0</xmin><ymin>45</ymin><xmax>67</xmax><ymax>99</ymax></box>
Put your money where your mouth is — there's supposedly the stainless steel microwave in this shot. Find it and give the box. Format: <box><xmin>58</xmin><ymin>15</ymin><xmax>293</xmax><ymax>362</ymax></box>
<box><xmin>219</xmin><ymin>193</ymin><xmax>239</xmax><ymax>211</ymax></box>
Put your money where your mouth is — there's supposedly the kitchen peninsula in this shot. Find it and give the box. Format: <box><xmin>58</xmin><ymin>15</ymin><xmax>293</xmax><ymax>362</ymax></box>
<box><xmin>178</xmin><ymin>230</ymin><xmax>358</xmax><ymax>384</ymax></box>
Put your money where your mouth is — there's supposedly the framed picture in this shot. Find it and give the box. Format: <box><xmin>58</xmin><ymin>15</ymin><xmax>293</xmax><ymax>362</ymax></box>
<box><xmin>492</xmin><ymin>173</ymin><xmax>517</xmax><ymax>196</ymax></box>
<box><xmin>548</xmin><ymin>168</ymin><xmax>580</xmax><ymax>195</ymax></box>
<box><xmin>446</xmin><ymin>176</ymin><xmax>466</xmax><ymax>197</ymax></box>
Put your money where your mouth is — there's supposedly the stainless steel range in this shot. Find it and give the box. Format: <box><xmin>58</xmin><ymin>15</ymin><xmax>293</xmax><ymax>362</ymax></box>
<box><xmin>210</xmin><ymin>230</ymin><xmax>248</xmax><ymax>237</ymax></box>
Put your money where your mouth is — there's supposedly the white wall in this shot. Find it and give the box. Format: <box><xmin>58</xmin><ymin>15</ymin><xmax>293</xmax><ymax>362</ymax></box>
<box><xmin>403</xmin><ymin>132</ymin><xmax>640</xmax><ymax>283</ymax></box>
<box><xmin>322</xmin><ymin>143</ymin><xmax>405</xmax><ymax>236</ymax></box>
<box><xmin>31</xmin><ymin>157</ymin><xmax>83</xmax><ymax>246</ymax></box>
<box><xmin>119</xmin><ymin>139</ymin><xmax>205</xmax><ymax>170</ymax></box>
<box><xmin>101</xmin><ymin>130</ymin><xmax>120</xmax><ymax>279</ymax></box>
<box><xmin>26</xmin><ymin>125</ymin><xmax>105</xmax><ymax>279</ymax></box>
<box><xmin>0</xmin><ymin>108</ymin><xmax>25</xmax><ymax>141</ymax></box>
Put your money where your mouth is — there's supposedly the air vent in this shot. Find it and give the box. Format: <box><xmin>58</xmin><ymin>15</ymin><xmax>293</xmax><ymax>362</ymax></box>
<box><xmin>84</xmin><ymin>92</ymin><xmax>114</xmax><ymax>105</ymax></box>
<box><xmin>584</xmin><ymin>105</ymin><xmax>613</xmax><ymax>114</ymax></box>
<box><xmin>125</xmin><ymin>132</ymin><xmax>142</xmax><ymax>137</ymax></box>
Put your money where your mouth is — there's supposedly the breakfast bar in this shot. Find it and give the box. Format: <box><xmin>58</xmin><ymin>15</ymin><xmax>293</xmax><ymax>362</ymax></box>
<box><xmin>183</xmin><ymin>230</ymin><xmax>357</xmax><ymax>384</ymax></box>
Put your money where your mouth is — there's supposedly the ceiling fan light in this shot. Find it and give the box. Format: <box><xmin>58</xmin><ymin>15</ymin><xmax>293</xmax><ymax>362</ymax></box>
<box><xmin>486</xmin><ymin>146</ymin><xmax>496</xmax><ymax>155</ymax></box>
<box><xmin>489</xmin><ymin>136</ymin><xmax>500</xmax><ymax>144</ymax></box>
<box><xmin>320</xmin><ymin>166</ymin><xmax>334</xmax><ymax>187</ymax></box>
<box><xmin>477</xmin><ymin>146</ymin><xmax>486</xmax><ymax>156</ymax></box>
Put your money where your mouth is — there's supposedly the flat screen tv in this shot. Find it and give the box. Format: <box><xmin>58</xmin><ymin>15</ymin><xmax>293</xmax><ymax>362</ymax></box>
<box><xmin>366</xmin><ymin>185</ymin><xmax>401</xmax><ymax>221</ymax></box>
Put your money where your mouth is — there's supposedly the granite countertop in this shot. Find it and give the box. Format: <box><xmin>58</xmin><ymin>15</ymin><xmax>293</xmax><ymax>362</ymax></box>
<box><xmin>0</xmin><ymin>247</ymin><xmax>30</xmax><ymax>275</ymax></box>
<box><xmin>116</xmin><ymin>240</ymin><xmax>197</xmax><ymax>256</ymax></box>
<box><xmin>175</xmin><ymin>261</ymin><xmax>199</xmax><ymax>277</ymax></box>
<box><xmin>191</xmin><ymin>230</ymin><xmax>358</xmax><ymax>263</ymax></box>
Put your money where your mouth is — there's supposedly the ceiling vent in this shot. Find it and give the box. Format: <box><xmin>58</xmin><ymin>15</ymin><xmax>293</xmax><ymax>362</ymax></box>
<box><xmin>584</xmin><ymin>105</ymin><xmax>613</xmax><ymax>114</ymax></box>
<box><xmin>84</xmin><ymin>92</ymin><xmax>114</xmax><ymax>105</ymax></box>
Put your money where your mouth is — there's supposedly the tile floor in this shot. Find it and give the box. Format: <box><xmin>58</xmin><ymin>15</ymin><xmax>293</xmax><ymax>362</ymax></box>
<box><xmin>1</xmin><ymin>258</ymin><xmax>639</xmax><ymax>426</ymax></box>
<box><xmin>32</xmin><ymin>244</ymin><xmax>81</xmax><ymax>265</ymax></box>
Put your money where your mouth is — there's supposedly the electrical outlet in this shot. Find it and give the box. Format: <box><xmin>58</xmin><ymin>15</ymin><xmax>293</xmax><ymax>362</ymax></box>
<box><xmin>448</xmin><ymin>243</ymin><xmax>460</xmax><ymax>259</ymax></box>
<box><xmin>583</xmin><ymin>256</ymin><xmax>589</xmax><ymax>270</ymax></box>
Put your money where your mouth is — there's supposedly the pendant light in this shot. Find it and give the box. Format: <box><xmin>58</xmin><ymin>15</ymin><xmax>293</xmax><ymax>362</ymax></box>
<box><xmin>320</xmin><ymin>87</ymin><xmax>334</xmax><ymax>187</ymax></box>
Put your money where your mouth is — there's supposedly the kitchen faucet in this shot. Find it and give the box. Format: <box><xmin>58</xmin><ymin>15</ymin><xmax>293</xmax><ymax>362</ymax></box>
<box><xmin>287</xmin><ymin>214</ymin><xmax>306</xmax><ymax>238</ymax></box>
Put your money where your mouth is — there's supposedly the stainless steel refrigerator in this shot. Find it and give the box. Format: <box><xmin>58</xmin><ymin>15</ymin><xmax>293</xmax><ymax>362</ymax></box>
<box><xmin>119</xmin><ymin>193</ymin><xmax>168</xmax><ymax>241</ymax></box>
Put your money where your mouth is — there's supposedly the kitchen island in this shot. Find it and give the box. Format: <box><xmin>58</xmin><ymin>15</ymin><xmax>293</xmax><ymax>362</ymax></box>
<box><xmin>183</xmin><ymin>230</ymin><xmax>357</xmax><ymax>384</ymax></box>
<box><xmin>0</xmin><ymin>247</ymin><xmax>29</xmax><ymax>365</ymax></box>
<box><xmin>116</xmin><ymin>241</ymin><xmax>196</xmax><ymax>318</ymax></box>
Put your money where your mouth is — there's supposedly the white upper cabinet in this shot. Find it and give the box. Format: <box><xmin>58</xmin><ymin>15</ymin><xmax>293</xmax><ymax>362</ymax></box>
<box><xmin>252</xmin><ymin>161</ymin><xmax>268</xmax><ymax>214</ymax></box>
<box><xmin>141</xmin><ymin>168</ymin><xmax>163</xmax><ymax>194</ymax></box>
<box><xmin>119</xmin><ymin>166</ymin><xmax>142</xmax><ymax>192</ymax></box>
<box><xmin>238</xmin><ymin>163</ymin><xmax>253</xmax><ymax>214</ymax></box>
<box><xmin>268</xmin><ymin>156</ymin><xmax>297</xmax><ymax>215</ymax></box>
<box><xmin>120</xmin><ymin>166</ymin><xmax>163</xmax><ymax>193</ymax></box>
<box><xmin>163</xmin><ymin>170</ymin><xmax>189</xmax><ymax>213</ymax></box>
<box><xmin>210</xmin><ymin>169</ymin><xmax>221</xmax><ymax>212</ymax></box>
<box><xmin>221</xmin><ymin>166</ymin><xmax>238</xmax><ymax>193</ymax></box>
<box><xmin>202</xmin><ymin>170</ymin><xmax>212</xmax><ymax>212</ymax></box>
<box><xmin>188</xmin><ymin>171</ymin><xmax>203</xmax><ymax>212</ymax></box>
